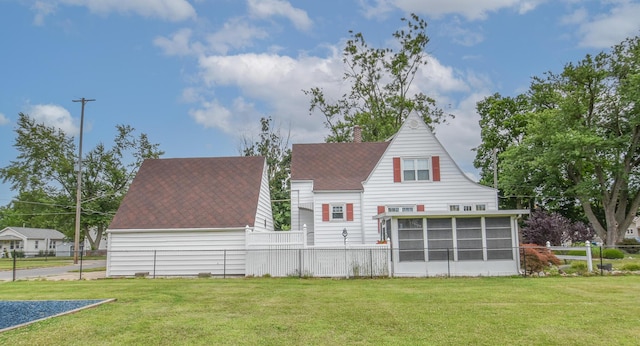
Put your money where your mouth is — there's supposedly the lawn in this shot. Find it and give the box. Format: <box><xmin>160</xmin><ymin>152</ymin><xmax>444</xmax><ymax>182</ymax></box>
<box><xmin>1</xmin><ymin>276</ymin><xmax>638</xmax><ymax>345</ymax></box>
<box><xmin>0</xmin><ymin>258</ymin><xmax>74</xmax><ymax>270</ymax></box>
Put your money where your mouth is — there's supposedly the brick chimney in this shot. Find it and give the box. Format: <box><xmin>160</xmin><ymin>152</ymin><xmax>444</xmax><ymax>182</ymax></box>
<box><xmin>353</xmin><ymin>125</ymin><xmax>362</xmax><ymax>143</ymax></box>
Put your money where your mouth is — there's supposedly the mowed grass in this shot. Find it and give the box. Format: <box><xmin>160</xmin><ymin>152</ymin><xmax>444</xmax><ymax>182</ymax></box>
<box><xmin>0</xmin><ymin>258</ymin><xmax>74</xmax><ymax>270</ymax></box>
<box><xmin>1</xmin><ymin>277</ymin><xmax>639</xmax><ymax>345</ymax></box>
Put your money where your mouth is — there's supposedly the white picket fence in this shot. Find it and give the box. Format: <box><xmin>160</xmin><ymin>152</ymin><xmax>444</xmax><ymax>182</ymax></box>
<box><xmin>245</xmin><ymin>230</ymin><xmax>390</xmax><ymax>277</ymax></box>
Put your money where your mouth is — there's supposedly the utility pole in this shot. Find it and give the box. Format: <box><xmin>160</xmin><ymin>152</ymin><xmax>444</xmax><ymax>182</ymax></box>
<box><xmin>72</xmin><ymin>98</ymin><xmax>95</xmax><ymax>264</ymax></box>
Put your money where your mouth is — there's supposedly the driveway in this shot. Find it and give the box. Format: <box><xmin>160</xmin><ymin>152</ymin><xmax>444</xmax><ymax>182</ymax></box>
<box><xmin>0</xmin><ymin>260</ymin><xmax>106</xmax><ymax>281</ymax></box>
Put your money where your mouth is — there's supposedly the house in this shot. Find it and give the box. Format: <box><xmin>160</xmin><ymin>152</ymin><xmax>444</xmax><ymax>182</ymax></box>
<box><xmin>0</xmin><ymin>227</ymin><xmax>66</xmax><ymax>257</ymax></box>
<box><xmin>290</xmin><ymin>113</ymin><xmax>529</xmax><ymax>276</ymax></box>
<box><xmin>625</xmin><ymin>217</ymin><xmax>640</xmax><ymax>240</ymax></box>
<box><xmin>106</xmin><ymin>156</ymin><xmax>273</xmax><ymax>277</ymax></box>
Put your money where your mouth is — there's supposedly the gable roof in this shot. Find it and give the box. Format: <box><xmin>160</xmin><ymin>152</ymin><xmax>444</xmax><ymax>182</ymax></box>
<box><xmin>0</xmin><ymin>227</ymin><xmax>65</xmax><ymax>239</ymax></box>
<box><xmin>108</xmin><ymin>156</ymin><xmax>266</xmax><ymax>230</ymax></box>
<box><xmin>291</xmin><ymin>142</ymin><xmax>389</xmax><ymax>191</ymax></box>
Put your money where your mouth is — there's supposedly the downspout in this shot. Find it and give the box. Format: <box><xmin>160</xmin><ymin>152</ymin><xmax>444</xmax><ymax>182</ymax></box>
<box><xmin>360</xmin><ymin>191</ymin><xmax>366</xmax><ymax>244</ymax></box>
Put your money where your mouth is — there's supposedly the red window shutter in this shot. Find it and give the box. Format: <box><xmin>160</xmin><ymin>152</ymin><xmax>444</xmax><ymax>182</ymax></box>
<box><xmin>417</xmin><ymin>204</ymin><xmax>425</xmax><ymax>212</ymax></box>
<box><xmin>377</xmin><ymin>205</ymin><xmax>385</xmax><ymax>214</ymax></box>
<box><xmin>346</xmin><ymin>203</ymin><xmax>354</xmax><ymax>221</ymax></box>
<box><xmin>322</xmin><ymin>204</ymin><xmax>329</xmax><ymax>221</ymax></box>
<box><xmin>393</xmin><ymin>157</ymin><xmax>401</xmax><ymax>182</ymax></box>
<box><xmin>432</xmin><ymin>156</ymin><xmax>440</xmax><ymax>181</ymax></box>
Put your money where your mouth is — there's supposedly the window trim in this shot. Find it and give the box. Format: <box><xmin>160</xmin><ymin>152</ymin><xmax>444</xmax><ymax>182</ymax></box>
<box><xmin>402</xmin><ymin>158</ymin><xmax>432</xmax><ymax>182</ymax></box>
<box><xmin>330</xmin><ymin>204</ymin><xmax>345</xmax><ymax>221</ymax></box>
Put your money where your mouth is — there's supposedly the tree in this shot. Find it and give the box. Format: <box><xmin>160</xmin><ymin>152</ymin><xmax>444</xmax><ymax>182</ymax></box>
<box><xmin>521</xmin><ymin>209</ymin><xmax>595</xmax><ymax>246</ymax></box>
<box><xmin>304</xmin><ymin>13</ymin><xmax>449</xmax><ymax>142</ymax></box>
<box><xmin>240</xmin><ymin>116</ymin><xmax>291</xmax><ymax>230</ymax></box>
<box><xmin>473</xmin><ymin>93</ymin><xmax>532</xmax><ymax>209</ymax></box>
<box><xmin>0</xmin><ymin>113</ymin><xmax>163</xmax><ymax>249</ymax></box>
<box><xmin>498</xmin><ymin>36</ymin><xmax>640</xmax><ymax>245</ymax></box>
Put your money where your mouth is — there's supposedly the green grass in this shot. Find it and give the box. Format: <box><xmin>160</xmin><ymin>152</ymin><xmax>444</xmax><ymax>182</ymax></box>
<box><xmin>0</xmin><ymin>258</ymin><xmax>74</xmax><ymax>270</ymax></box>
<box><xmin>0</xmin><ymin>256</ymin><xmax>106</xmax><ymax>271</ymax></box>
<box><xmin>1</xmin><ymin>277</ymin><xmax>639</xmax><ymax>345</ymax></box>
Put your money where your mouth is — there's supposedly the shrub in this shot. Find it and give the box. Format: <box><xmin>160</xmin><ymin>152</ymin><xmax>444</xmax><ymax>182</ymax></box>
<box><xmin>520</xmin><ymin>244</ymin><xmax>561</xmax><ymax>275</ymax></box>
<box><xmin>616</xmin><ymin>238</ymin><xmax>640</xmax><ymax>254</ymax></box>
<box><xmin>620</xmin><ymin>263</ymin><xmax>640</xmax><ymax>271</ymax></box>
<box><xmin>602</xmin><ymin>248</ymin><xmax>624</xmax><ymax>259</ymax></box>
<box><xmin>569</xmin><ymin>261</ymin><xmax>588</xmax><ymax>274</ymax></box>
<box><xmin>567</xmin><ymin>249</ymin><xmax>587</xmax><ymax>256</ymax></box>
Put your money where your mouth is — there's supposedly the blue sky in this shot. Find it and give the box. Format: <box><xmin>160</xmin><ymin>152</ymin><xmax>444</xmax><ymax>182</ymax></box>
<box><xmin>1</xmin><ymin>0</ymin><xmax>639</xmax><ymax>204</ymax></box>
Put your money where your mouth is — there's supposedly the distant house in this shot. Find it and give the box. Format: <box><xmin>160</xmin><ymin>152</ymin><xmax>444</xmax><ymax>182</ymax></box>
<box><xmin>290</xmin><ymin>113</ymin><xmax>529</xmax><ymax>276</ymax></box>
<box><xmin>106</xmin><ymin>156</ymin><xmax>273</xmax><ymax>277</ymax></box>
<box><xmin>0</xmin><ymin>227</ymin><xmax>66</xmax><ymax>257</ymax></box>
<box><xmin>625</xmin><ymin>217</ymin><xmax>640</xmax><ymax>240</ymax></box>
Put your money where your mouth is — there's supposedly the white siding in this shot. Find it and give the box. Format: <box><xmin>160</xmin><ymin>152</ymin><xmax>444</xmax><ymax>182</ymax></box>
<box><xmin>360</xmin><ymin>114</ymin><xmax>499</xmax><ymax>244</ymax></box>
<box><xmin>106</xmin><ymin>229</ymin><xmax>246</xmax><ymax>277</ymax></box>
<box><xmin>254</xmin><ymin>160</ymin><xmax>274</xmax><ymax>232</ymax></box>
<box><xmin>313</xmin><ymin>192</ymin><xmax>363</xmax><ymax>246</ymax></box>
<box><xmin>291</xmin><ymin>181</ymin><xmax>313</xmax><ymax>232</ymax></box>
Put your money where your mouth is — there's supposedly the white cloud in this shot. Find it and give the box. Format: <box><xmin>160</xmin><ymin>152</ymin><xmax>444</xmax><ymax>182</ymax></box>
<box><xmin>247</xmin><ymin>0</ymin><xmax>312</xmax><ymax>30</ymax></box>
<box><xmin>189</xmin><ymin>99</ymin><xmax>233</xmax><ymax>132</ymax></box>
<box><xmin>188</xmin><ymin>40</ymin><xmax>481</xmax><ymax>152</ymax></box>
<box><xmin>575</xmin><ymin>2</ymin><xmax>640</xmax><ymax>48</ymax></box>
<box><xmin>31</xmin><ymin>1</ymin><xmax>57</xmax><ymax>26</ymax></box>
<box><xmin>25</xmin><ymin>104</ymin><xmax>79</xmax><ymax>135</ymax></box>
<box><xmin>560</xmin><ymin>7</ymin><xmax>588</xmax><ymax>25</ymax></box>
<box><xmin>439</xmin><ymin>18</ymin><xmax>485</xmax><ymax>46</ymax></box>
<box><xmin>0</xmin><ymin>112</ymin><xmax>9</xmax><ymax>126</ymax></box>
<box><xmin>34</xmin><ymin>0</ymin><xmax>196</xmax><ymax>23</ymax></box>
<box><xmin>154</xmin><ymin>28</ymin><xmax>201</xmax><ymax>56</ymax></box>
<box><xmin>362</xmin><ymin>0</ymin><xmax>546</xmax><ymax>21</ymax></box>
<box><xmin>206</xmin><ymin>17</ymin><xmax>269</xmax><ymax>54</ymax></box>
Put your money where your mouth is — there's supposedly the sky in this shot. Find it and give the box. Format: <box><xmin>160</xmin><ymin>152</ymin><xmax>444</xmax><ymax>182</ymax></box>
<box><xmin>1</xmin><ymin>0</ymin><xmax>639</xmax><ymax>205</ymax></box>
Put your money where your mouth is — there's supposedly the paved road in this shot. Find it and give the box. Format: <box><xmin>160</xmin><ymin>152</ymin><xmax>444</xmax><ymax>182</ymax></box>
<box><xmin>0</xmin><ymin>260</ymin><xmax>106</xmax><ymax>281</ymax></box>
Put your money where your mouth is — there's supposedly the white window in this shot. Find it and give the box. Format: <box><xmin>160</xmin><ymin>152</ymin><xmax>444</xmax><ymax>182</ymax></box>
<box><xmin>331</xmin><ymin>205</ymin><xmax>344</xmax><ymax>220</ymax></box>
<box><xmin>449</xmin><ymin>205</ymin><xmax>460</xmax><ymax>212</ymax></box>
<box><xmin>387</xmin><ymin>206</ymin><xmax>415</xmax><ymax>213</ymax></box>
<box><xmin>476</xmin><ymin>204</ymin><xmax>486</xmax><ymax>211</ymax></box>
<box><xmin>463</xmin><ymin>205</ymin><xmax>473</xmax><ymax>211</ymax></box>
<box><xmin>35</xmin><ymin>240</ymin><xmax>39</xmax><ymax>249</ymax></box>
<box><xmin>403</xmin><ymin>158</ymin><xmax>430</xmax><ymax>181</ymax></box>
<box><xmin>49</xmin><ymin>241</ymin><xmax>56</xmax><ymax>249</ymax></box>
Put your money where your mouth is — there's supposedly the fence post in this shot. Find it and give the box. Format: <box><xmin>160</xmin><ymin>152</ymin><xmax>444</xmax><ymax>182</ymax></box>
<box><xmin>299</xmin><ymin>249</ymin><xmax>302</xmax><ymax>278</ymax></box>
<box><xmin>522</xmin><ymin>247</ymin><xmax>527</xmax><ymax>278</ymax></box>
<box><xmin>153</xmin><ymin>250</ymin><xmax>157</xmax><ymax>279</ymax></box>
<box><xmin>599</xmin><ymin>245</ymin><xmax>604</xmax><ymax>276</ymax></box>
<box><xmin>12</xmin><ymin>250</ymin><xmax>17</xmax><ymax>282</ymax></box>
<box><xmin>585</xmin><ymin>241</ymin><xmax>593</xmax><ymax>272</ymax></box>
<box><xmin>370</xmin><ymin>249</ymin><xmax>373</xmax><ymax>278</ymax></box>
<box><xmin>79</xmin><ymin>245</ymin><xmax>84</xmax><ymax>280</ymax></box>
<box><xmin>446</xmin><ymin>248</ymin><xmax>450</xmax><ymax>278</ymax></box>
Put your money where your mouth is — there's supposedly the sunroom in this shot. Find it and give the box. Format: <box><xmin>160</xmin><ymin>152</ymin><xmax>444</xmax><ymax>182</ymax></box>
<box><xmin>375</xmin><ymin>210</ymin><xmax>528</xmax><ymax>277</ymax></box>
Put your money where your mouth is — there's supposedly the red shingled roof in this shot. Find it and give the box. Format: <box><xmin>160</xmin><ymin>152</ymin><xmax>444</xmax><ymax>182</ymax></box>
<box><xmin>108</xmin><ymin>156</ymin><xmax>266</xmax><ymax>230</ymax></box>
<box><xmin>291</xmin><ymin>142</ymin><xmax>389</xmax><ymax>191</ymax></box>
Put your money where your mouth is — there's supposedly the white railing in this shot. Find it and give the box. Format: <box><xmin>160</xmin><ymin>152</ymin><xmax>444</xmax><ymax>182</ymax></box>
<box><xmin>546</xmin><ymin>241</ymin><xmax>593</xmax><ymax>272</ymax></box>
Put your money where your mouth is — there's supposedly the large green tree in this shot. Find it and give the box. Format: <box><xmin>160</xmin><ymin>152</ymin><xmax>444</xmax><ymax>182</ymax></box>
<box><xmin>240</xmin><ymin>116</ymin><xmax>291</xmax><ymax>230</ymax></box>
<box><xmin>304</xmin><ymin>13</ymin><xmax>448</xmax><ymax>142</ymax></box>
<box><xmin>473</xmin><ymin>93</ymin><xmax>532</xmax><ymax>209</ymax></box>
<box><xmin>0</xmin><ymin>113</ymin><xmax>163</xmax><ymax>249</ymax></box>
<box><xmin>492</xmin><ymin>36</ymin><xmax>640</xmax><ymax>245</ymax></box>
